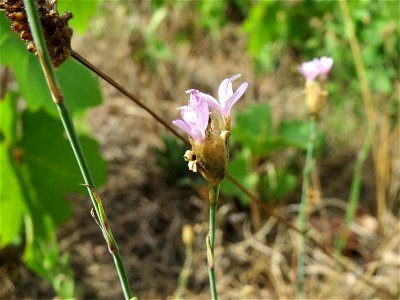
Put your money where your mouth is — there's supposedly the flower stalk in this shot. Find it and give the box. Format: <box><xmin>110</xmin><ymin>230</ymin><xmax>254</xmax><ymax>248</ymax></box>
<box><xmin>172</xmin><ymin>76</ymin><xmax>248</xmax><ymax>300</ymax></box>
<box><xmin>23</xmin><ymin>0</ymin><xmax>133</xmax><ymax>298</ymax></box>
<box><xmin>174</xmin><ymin>225</ymin><xmax>194</xmax><ymax>299</ymax></box>
<box><xmin>296</xmin><ymin>116</ymin><xmax>316</xmax><ymax>298</ymax></box>
<box><xmin>207</xmin><ymin>184</ymin><xmax>220</xmax><ymax>300</ymax></box>
<box><xmin>297</xmin><ymin>56</ymin><xmax>333</xmax><ymax>298</ymax></box>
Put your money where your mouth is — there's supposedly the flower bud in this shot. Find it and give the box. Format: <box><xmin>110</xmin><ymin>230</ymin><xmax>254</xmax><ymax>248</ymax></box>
<box><xmin>190</xmin><ymin>129</ymin><xmax>229</xmax><ymax>185</ymax></box>
<box><xmin>173</xmin><ymin>76</ymin><xmax>248</xmax><ymax>185</ymax></box>
<box><xmin>304</xmin><ymin>80</ymin><xmax>327</xmax><ymax>116</ymax></box>
<box><xmin>182</xmin><ymin>224</ymin><xmax>194</xmax><ymax>246</ymax></box>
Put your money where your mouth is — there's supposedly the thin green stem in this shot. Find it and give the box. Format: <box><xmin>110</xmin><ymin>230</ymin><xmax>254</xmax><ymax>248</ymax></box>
<box><xmin>174</xmin><ymin>244</ymin><xmax>193</xmax><ymax>299</ymax></box>
<box><xmin>207</xmin><ymin>184</ymin><xmax>220</xmax><ymax>300</ymax></box>
<box><xmin>113</xmin><ymin>255</ymin><xmax>135</xmax><ymax>300</ymax></box>
<box><xmin>23</xmin><ymin>1</ymin><xmax>133</xmax><ymax>298</ymax></box>
<box><xmin>334</xmin><ymin>124</ymin><xmax>374</xmax><ymax>257</ymax></box>
<box><xmin>296</xmin><ymin>116</ymin><xmax>317</xmax><ymax>298</ymax></box>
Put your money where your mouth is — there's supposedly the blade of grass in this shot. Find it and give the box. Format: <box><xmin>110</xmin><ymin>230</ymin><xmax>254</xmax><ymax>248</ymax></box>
<box><xmin>339</xmin><ymin>0</ymin><xmax>384</xmax><ymax>234</ymax></box>
<box><xmin>334</xmin><ymin>124</ymin><xmax>374</xmax><ymax>256</ymax></box>
<box><xmin>23</xmin><ymin>1</ymin><xmax>134</xmax><ymax>298</ymax></box>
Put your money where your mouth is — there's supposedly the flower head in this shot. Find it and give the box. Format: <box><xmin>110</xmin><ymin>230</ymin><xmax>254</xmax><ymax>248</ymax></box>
<box><xmin>172</xmin><ymin>90</ymin><xmax>209</xmax><ymax>142</ymax></box>
<box><xmin>299</xmin><ymin>58</ymin><xmax>320</xmax><ymax>81</ymax></box>
<box><xmin>317</xmin><ymin>56</ymin><xmax>334</xmax><ymax>79</ymax></box>
<box><xmin>200</xmin><ymin>74</ymin><xmax>248</xmax><ymax>117</ymax></box>
<box><xmin>299</xmin><ymin>56</ymin><xmax>333</xmax><ymax>116</ymax></box>
<box><xmin>299</xmin><ymin>56</ymin><xmax>334</xmax><ymax>81</ymax></box>
<box><xmin>172</xmin><ymin>75</ymin><xmax>248</xmax><ymax>185</ymax></box>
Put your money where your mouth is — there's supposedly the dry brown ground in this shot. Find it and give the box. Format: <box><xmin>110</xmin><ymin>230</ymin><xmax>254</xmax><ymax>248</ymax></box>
<box><xmin>1</xmin><ymin>2</ymin><xmax>399</xmax><ymax>299</ymax></box>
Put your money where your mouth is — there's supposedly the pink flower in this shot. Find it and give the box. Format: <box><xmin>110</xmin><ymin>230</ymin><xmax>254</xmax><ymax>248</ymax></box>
<box><xmin>299</xmin><ymin>58</ymin><xmax>320</xmax><ymax>81</ymax></box>
<box><xmin>299</xmin><ymin>57</ymin><xmax>334</xmax><ymax>81</ymax></box>
<box><xmin>172</xmin><ymin>90</ymin><xmax>210</xmax><ymax>142</ymax></box>
<box><xmin>200</xmin><ymin>74</ymin><xmax>248</xmax><ymax>117</ymax></box>
<box><xmin>317</xmin><ymin>56</ymin><xmax>334</xmax><ymax>79</ymax></box>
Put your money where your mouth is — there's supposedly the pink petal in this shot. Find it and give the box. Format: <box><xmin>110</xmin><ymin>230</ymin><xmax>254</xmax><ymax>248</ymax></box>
<box><xmin>186</xmin><ymin>89</ymin><xmax>202</xmax><ymax>107</ymax></box>
<box><xmin>318</xmin><ymin>56</ymin><xmax>334</xmax><ymax>78</ymax></box>
<box><xmin>180</xmin><ymin>107</ymin><xmax>197</xmax><ymax>125</ymax></box>
<box><xmin>197</xmin><ymin>100</ymin><xmax>210</xmax><ymax>131</ymax></box>
<box><xmin>172</xmin><ymin>119</ymin><xmax>192</xmax><ymax>136</ymax></box>
<box><xmin>200</xmin><ymin>92</ymin><xmax>223</xmax><ymax>113</ymax></box>
<box><xmin>218</xmin><ymin>78</ymin><xmax>233</xmax><ymax>107</ymax></box>
<box><xmin>299</xmin><ymin>60</ymin><xmax>319</xmax><ymax>81</ymax></box>
<box><xmin>223</xmin><ymin>82</ymin><xmax>248</xmax><ymax>116</ymax></box>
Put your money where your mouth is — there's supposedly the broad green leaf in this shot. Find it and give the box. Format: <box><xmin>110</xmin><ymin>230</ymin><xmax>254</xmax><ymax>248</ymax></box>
<box><xmin>0</xmin><ymin>93</ymin><xmax>25</xmax><ymax>247</ymax></box>
<box><xmin>12</xmin><ymin>55</ymin><xmax>102</xmax><ymax>117</ymax></box>
<box><xmin>220</xmin><ymin>148</ymin><xmax>258</xmax><ymax>206</ymax></box>
<box><xmin>20</xmin><ymin>110</ymin><xmax>107</xmax><ymax>224</ymax></box>
<box><xmin>58</xmin><ymin>59</ymin><xmax>103</xmax><ymax>115</ymax></box>
<box><xmin>278</xmin><ymin>120</ymin><xmax>310</xmax><ymax>150</ymax></box>
<box><xmin>0</xmin><ymin>14</ymin><xmax>27</xmax><ymax>68</ymax></box>
<box><xmin>1</xmin><ymin>15</ymin><xmax>102</xmax><ymax>116</ymax></box>
<box><xmin>24</xmin><ymin>213</ymin><xmax>75</xmax><ymax>299</ymax></box>
<box><xmin>278</xmin><ymin>119</ymin><xmax>325</xmax><ymax>151</ymax></box>
<box><xmin>233</xmin><ymin>103</ymin><xmax>283</xmax><ymax>155</ymax></box>
<box><xmin>58</xmin><ymin>0</ymin><xmax>101</xmax><ymax>34</ymax></box>
<box><xmin>260</xmin><ymin>169</ymin><xmax>296</xmax><ymax>202</ymax></box>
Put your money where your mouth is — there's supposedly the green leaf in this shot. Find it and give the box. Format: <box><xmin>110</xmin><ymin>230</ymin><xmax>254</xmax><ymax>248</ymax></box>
<box><xmin>57</xmin><ymin>59</ymin><xmax>103</xmax><ymax>115</ymax></box>
<box><xmin>278</xmin><ymin>120</ymin><xmax>310</xmax><ymax>150</ymax></box>
<box><xmin>261</xmin><ymin>168</ymin><xmax>296</xmax><ymax>202</ymax></box>
<box><xmin>4</xmin><ymin>108</ymin><xmax>106</xmax><ymax>296</ymax></box>
<box><xmin>278</xmin><ymin>119</ymin><xmax>325</xmax><ymax>151</ymax></box>
<box><xmin>20</xmin><ymin>110</ymin><xmax>107</xmax><ymax>224</ymax></box>
<box><xmin>0</xmin><ymin>14</ymin><xmax>27</xmax><ymax>68</ymax></box>
<box><xmin>13</xmin><ymin>56</ymin><xmax>102</xmax><ymax>117</ymax></box>
<box><xmin>1</xmin><ymin>15</ymin><xmax>102</xmax><ymax>116</ymax></box>
<box><xmin>0</xmin><ymin>93</ymin><xmax>25</xmax><ymax>247</ymax></box>
<box><xmin>24</xmin><ymin>214</ymin><xmax>75</xmax><ymax>299</ymax></box>
<box><xmin>58</xmin><ymin>0</ymin><xmax>101</xmax><ymax>34</ymax></box>
<box><xmin>220</xmin><ymin>148</ymin><xmax>259</xmax><ymax>206</ymax></box>
<box><xmin>233</xmin><ymin>103</ymin><xmax>283</xmax><ymax>155</ymax></box>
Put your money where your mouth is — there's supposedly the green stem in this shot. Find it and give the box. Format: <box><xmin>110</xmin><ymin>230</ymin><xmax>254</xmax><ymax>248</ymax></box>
<box><xmin>296</xmin><ymin>116</ymin><xmax>317</xmax><ymax>298</ymax></box>
<box><xmin>174</xmin><ymin>244</ymin><xmax>193</xmax><ymax>299</ymax></box>
<box><xmin>23</xmin><ymin>1</ymin><xmax>133</xmax><ymax>299</ymax></box>
<box><xmin>207</xmin><ymin>184</ymin><xmax>220</xmax><ymax>300</ymax></box>
<box><xmin>334</xmin><ymin>124</ymin><xmax>374</xmax><ymax>257</ymax></box>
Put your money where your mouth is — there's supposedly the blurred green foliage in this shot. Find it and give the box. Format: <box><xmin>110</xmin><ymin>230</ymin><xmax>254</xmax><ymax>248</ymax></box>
<box><xmin>57</xmin><ymin>0</ymin><xmax>101</xmax><ymax>34</ymax></box>
<box><xmin>143</xmin><ymin>0</ymin><xmax>398</xmax><ymax>111</ymax></box>
<box><xmin>0</xmin><ymin>0</ymin><xmax>103</xmax><ymax>297</ymax></box>
<box><xmin>130</xmin><ymin>6</ymin><xmax>173</xmax><ymax>71</ymax></box>
<box><xmin>221</xmin><ymin>103</ymin><xmax>324</xmax><ymax>205</ymax></box>
<box><xmin>242</xmin><ymin>1</ymin><xmax>399</xmax><ymax>89</ymax></box>
<box><xmin>197</xmin><ymin>0</ymin><xmax>227</xmax><ymax>36</ymax></box>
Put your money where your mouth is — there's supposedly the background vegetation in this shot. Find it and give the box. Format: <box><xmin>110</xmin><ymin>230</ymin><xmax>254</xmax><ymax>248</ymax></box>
<box><xmin>1</xmin><ymin>0</ymin><xmax>398</xmax><ymax>299</ymax></box>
